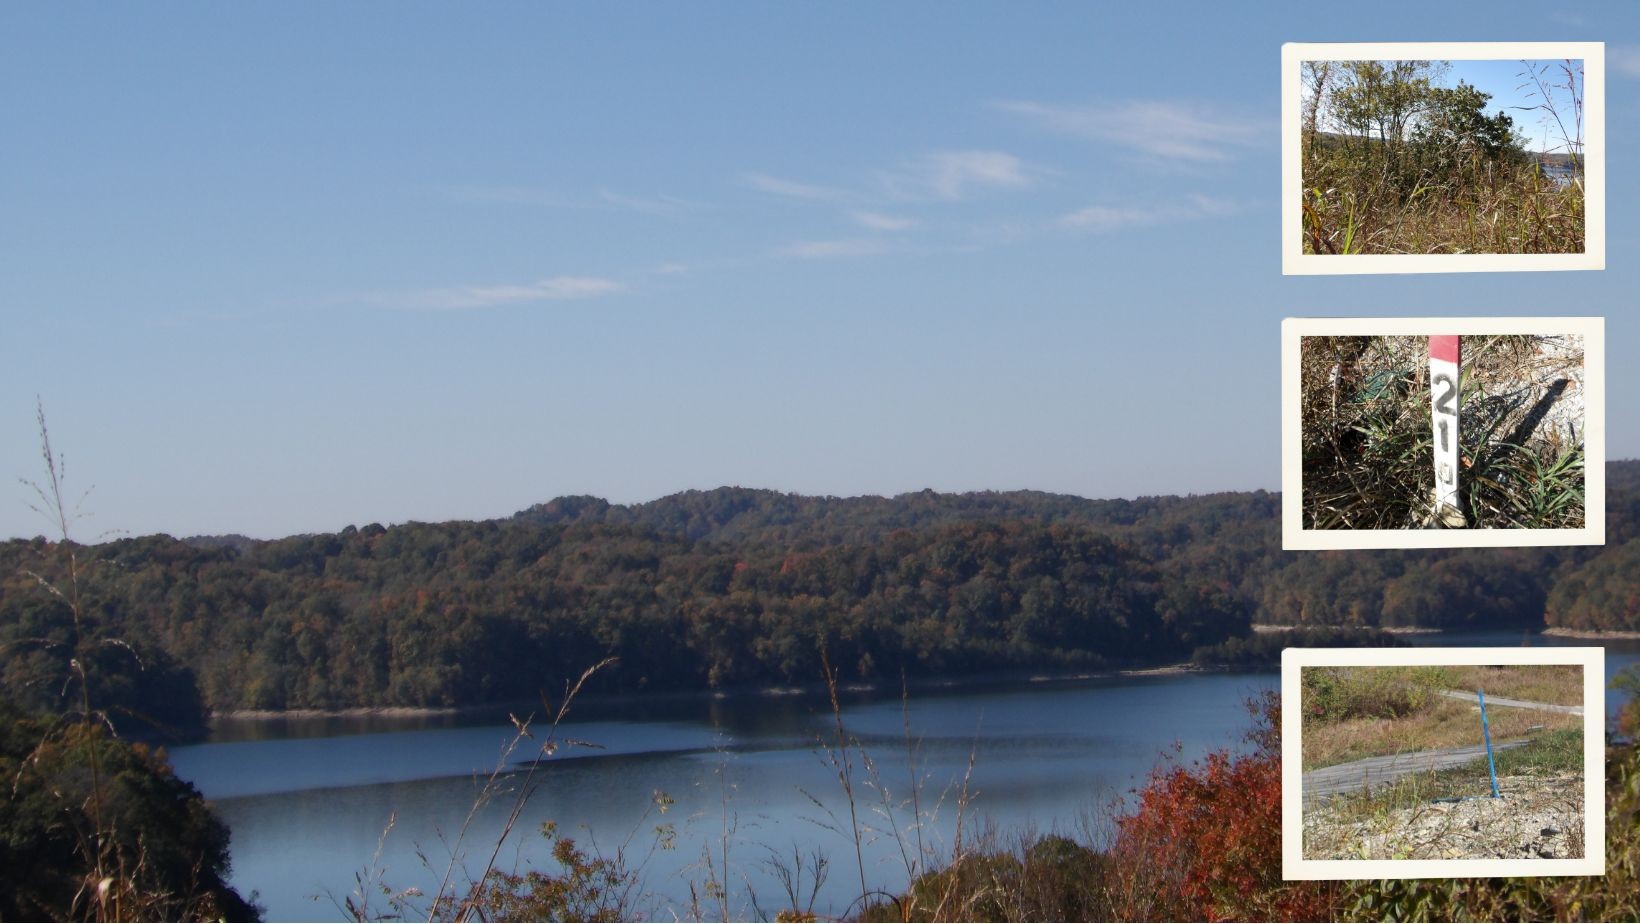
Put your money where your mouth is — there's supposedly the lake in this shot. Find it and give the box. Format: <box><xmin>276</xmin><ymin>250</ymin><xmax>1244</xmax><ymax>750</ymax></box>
<box><xmin>1539</xmin><ymin>161</ymin><xmax>1579</xmax><ymax>188</ymax></box>
<box><xmin>168</xmin><ymin>632</ymin><xmax>1639</xmax><ymax>922</ymax></box>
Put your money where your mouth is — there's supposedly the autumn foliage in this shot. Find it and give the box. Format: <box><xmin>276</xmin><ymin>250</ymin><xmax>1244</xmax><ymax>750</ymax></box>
<box><xmin>1106</xmin><ymin>694</ymin><xmax>1340</xmax><ymax>922</ymax></box>
<box><xmin>869</xmin><ymin>694</ymin><xmax>1345</xmax><ymax>921</ymax></box>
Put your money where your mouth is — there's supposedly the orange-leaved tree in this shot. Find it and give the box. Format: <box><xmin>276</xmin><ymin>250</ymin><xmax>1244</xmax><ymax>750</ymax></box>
<box><xmin>1106</xmin><ymin>692</ymin><xmax>1342</xmax><ymax>922</ymax></box>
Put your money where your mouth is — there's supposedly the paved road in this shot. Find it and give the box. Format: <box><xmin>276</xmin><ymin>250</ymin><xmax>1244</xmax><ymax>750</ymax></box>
<box><xmin>1435</xmin><ymin>689</ymin><xmax>1582</xmax><ymax>716</ymax></box>
<box><xmin>1302</xmin><ymin>740</ymin><xmax>1528</xmax><ymax>809</ymax></box>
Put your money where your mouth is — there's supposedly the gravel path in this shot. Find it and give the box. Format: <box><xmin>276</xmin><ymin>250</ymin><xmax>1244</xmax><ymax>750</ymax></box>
<box><xmin>1302</xmin><ymin>740</ymin><xmax>1528</xmax><ymax>809</ymax></box>
<box><xmin>1433</xmin><ymin>689</ymin><xmax>1583</xmax><ymax>716</ymax></box>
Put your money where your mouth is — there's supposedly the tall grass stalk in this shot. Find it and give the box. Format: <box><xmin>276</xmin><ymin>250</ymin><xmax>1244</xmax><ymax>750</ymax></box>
<box><xmin>16</xmin><ymin>400</ymin><xmax>115</xmax><ymax>917</ymax></box>
<box><xmin>819</xmin><ymin>649</ymin><xmax>870</xmax><ymax>909</ymax></box>
<box><xmin>341</xmin><ymin>659</ymin><xmax>617</xmax><ymax>922</ymax></box>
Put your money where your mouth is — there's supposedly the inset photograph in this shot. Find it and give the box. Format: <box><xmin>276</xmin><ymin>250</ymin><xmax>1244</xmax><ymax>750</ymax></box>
<box><xmin>1282</xmin><ymin>647</ymin><xmax>1604</xmax><ymax>880</ymax></box>
<box><xmin>1281</xmin><ymin>317</ymin><xmax>1605</xmax><ymax>550</ymax></box>
<box><xmin>1282</xmin><ymin>43</ymin><xmax>1604</xmax><ymax>274</ymax></box>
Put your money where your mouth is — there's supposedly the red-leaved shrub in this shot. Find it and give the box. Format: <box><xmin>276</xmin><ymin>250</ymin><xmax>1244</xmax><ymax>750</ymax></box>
<box><xmin>1106</xmin><ymin>693</ymin><xmax>1341</xmax><ymax>922</ymax></box>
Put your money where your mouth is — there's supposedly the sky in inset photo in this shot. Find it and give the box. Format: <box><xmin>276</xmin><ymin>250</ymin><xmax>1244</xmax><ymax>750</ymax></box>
<box><xmin>1435</xmin><ymin>59</ymin><xmax>1583</xmax><ymax>154</ymax></box>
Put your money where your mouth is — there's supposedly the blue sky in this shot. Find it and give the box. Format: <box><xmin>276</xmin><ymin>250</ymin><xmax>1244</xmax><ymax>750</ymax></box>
<box><xmin>1452</xmin><ymin>59</ymin><xmax>1587</xmax><ymax>153</ymax></box>
<box><xmin>3</xmin><ymin>2</ymin><xmax>1639</xmax><ymax>540</ymax></box>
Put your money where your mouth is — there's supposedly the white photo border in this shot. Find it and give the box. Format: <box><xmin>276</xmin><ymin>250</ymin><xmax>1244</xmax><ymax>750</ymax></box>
<box><xmin>1282</xmin><ymin>646</ymin><xmax>1606</xmax><ymax>880</ymax></box>
<box><xmin>1281</xmin><ymin>316</ymin><xmax>1605</xmax><ymax>550</ymax></box>
<box><xmin>1281</xmin><ymin>42</ymin><xmax>1605</xmax><ymax>275</ymax></box>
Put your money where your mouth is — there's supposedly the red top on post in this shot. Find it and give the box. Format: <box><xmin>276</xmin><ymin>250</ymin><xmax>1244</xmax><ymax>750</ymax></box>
<box><xmin>1429</xmin><ymin>335</ymin><xmax>1460</xmax><ymax>364</ymax></box>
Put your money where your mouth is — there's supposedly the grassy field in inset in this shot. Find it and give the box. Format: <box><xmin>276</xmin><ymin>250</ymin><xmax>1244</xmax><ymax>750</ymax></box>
<box><xmin>1301</xmin><ymin>664</ymin><xmax>1582</xmax><ymax>770</ymax></box>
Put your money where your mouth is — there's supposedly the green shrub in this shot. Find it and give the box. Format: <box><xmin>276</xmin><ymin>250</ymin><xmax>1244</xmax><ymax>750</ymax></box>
<box><xmin>1303</xmin><ymin>667</ymin><xmax>1448</xmax><ymax>723</ymax></box>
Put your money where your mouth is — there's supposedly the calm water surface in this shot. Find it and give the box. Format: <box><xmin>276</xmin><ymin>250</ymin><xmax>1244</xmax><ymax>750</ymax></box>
<box><xmin>168</xmin><ymin>631</ymin><xmax>1640</xmax><ymax>921</ymax></box>
<box><xmin>172</xmin><ymin>671</ymin><xmax>1276</xmax><ymax>921</ymax></box>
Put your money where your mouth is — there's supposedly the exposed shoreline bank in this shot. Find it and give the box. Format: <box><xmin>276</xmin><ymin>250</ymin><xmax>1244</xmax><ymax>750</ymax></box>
<box><xmin>1251</xmin><ymin>623</ymin><xmax>1444</xmax><ymax>635</ymax></box>
<box><xmin>1542</xmin><ymin>627</ymin><xmax>1640</xmax><ymax>640</ymax></box>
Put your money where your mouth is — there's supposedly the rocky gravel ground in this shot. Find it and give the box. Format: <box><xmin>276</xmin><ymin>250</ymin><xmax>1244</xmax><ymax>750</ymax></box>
<box><xmin>1304</xmin><ymin>772</ymin><xmax>1584</xmax><ymax>861</ymax></box>
<box><xmin>1342</xmin><ymin>334</ymin><xmax>1585</xmax><ymax>463</ymax></box>
<box><xmin>1463</xmin><ymin>334</ymin><xmax>1584</xmax><ymax>464</ymax></box>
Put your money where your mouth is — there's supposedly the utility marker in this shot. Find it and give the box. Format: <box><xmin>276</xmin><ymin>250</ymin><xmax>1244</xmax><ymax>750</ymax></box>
<box><xmin>1432</xmin><ymin>687</ymin><xmax>1504</xmax><ymax>804</ymax></box>
<box><xmin>1430</xmin><ymin>335</ymin><xmax>1464</xmax><ymax>527</ymax></box>
<box><xmin>1480</xmin><ymin>687</ymin><xmax>1501</xmax><ymax>798</ymax></box>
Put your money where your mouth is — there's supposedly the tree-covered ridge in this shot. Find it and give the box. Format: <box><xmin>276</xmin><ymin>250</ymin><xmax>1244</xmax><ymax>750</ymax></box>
<box><xmin>2</xmin><ymin>519</ymin><xmax>1247</xmax><ymax>712</ymax></box>
<box><xmin>511</xmin><ymin>485</ymin><xmax>1278</xmax><ymax>547</ymax></box>
<box><xmin>3</xmin><ymin>463</ymin><xmax>1638</xmax><ymax>716</ymax></box>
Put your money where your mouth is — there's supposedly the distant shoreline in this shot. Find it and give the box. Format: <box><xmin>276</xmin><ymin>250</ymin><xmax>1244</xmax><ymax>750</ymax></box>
<box><xmin>200</xmin><ymin>623</ymin><xmax>1637</xmax><ymax>725</ymax></box>
<box><xmin>214</xmin><ymin>705</ymin><xmax>462</xmax><ymax>721</ymax></box>
<box><xmin>208</xmin><ymin>662</ymin><xmax>1212</xmax><ymax>723</ymax></box>
<box><xmin>1251</xmin><ymin>623</ymin><xmax>1443</xmax><ymax>635</ymax></box>
<box><xmin>1542</xmin><ymin>627</ymin><xmax>1640</xmax><ymax>640</ymax></box>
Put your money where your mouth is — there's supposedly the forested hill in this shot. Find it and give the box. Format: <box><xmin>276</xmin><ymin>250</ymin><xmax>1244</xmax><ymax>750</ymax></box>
<box><xmin>3</xmin><ymin>464</ymin><xmax>1638</xmax><ymax>722</ymax></box>
<box><xmin>510</xmin><ymin>486</ymin><xmax>1269</xmax><ymax>546</ymax></box>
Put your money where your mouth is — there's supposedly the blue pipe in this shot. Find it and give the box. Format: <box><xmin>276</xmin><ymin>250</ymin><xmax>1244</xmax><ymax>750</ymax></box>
<box><xmin>1479</xmin><ymin>688</ymin><xmax>1500</xmax><ymax>798</ymax></box>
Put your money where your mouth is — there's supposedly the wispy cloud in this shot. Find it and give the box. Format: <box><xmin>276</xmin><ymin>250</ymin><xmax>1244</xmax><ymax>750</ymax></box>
<box><xmin>1612</xmin><ymin>45</ymin><xmax>1640</xmax><ymax>79</ymax></box>
<box><xmin>436</xmin><ymin>185</ymin><xmax>699</xmax><ymax>215</ymax></box>
<box><xmin>996</xmin><ymin>99</ymin><xmax>1264</xmax><ymax>163</ymax></box>
<box><xmin>440</xmin><ymin>185</ymin><xmax>563</xmax><ymax>206</ymax></box>
<box><xmin>744</xmin><ymin>172</ymin><xmax>851</xmax><ymax>200</ymax></box>
<box><xmin>597</xmin><ymin>190</ymin><xmax>699</xmax><ymax>215</ymax></box>
<box><xmin>852</xmin><ymin>210</ymin><xmax>919</xmax><ymax>231</ymax></box>
<box><xmin>750</xmin><ymin>152</ymin><xmax>1032</xmax><ymax>207</ymax></box>
<box><xmin>359</xmin><ymin>276</ymin><xmax>625</xmax><ymax>311</ymax></box>
<box><xmin>777</xmin><ymin>238</ymin><xmax>892</xmax><ymax>259</ymax></box>
<box><xmin>1059</xmin><ymin>195</ymin><xmax>1237</xmax><ymax>232</ymax></box>
<box><xmin>882</xmin><ymin>150</ymin><xmax>1034</xmax><ymax>200</ymax></box>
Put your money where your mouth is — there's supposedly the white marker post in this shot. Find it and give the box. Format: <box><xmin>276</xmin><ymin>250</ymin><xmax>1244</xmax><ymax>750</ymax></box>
<box><xmin>1430</xmin><ymin>335</ymin><xmax>1464</xmax><ymax>528</ymax></box>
